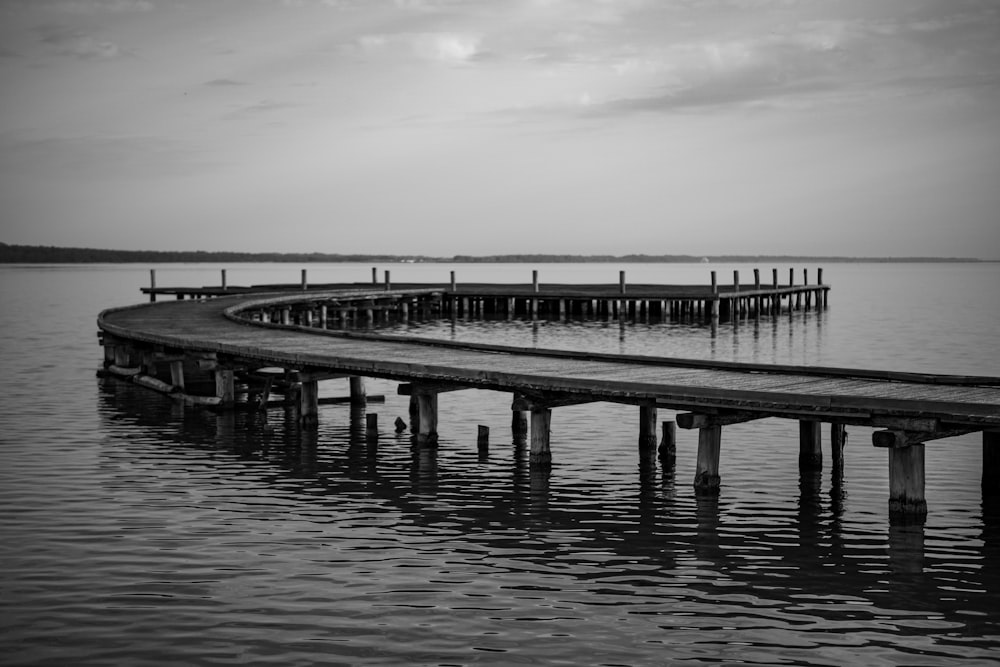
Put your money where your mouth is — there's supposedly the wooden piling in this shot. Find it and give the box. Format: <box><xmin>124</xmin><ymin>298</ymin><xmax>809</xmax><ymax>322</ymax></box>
<box><xmin>658</xmin><ymin>420</ymin><xmax>676</xmax><ymax>468</ymax></box>
<box><xmin>221</xmin><ymin>269</ymin><xmax>227</xmax><ymax>291</ymax></box>
<box><xmin>831</xmin><ymin>423</ymin><xmax>847</xmax><ymax>477</ymax></box>
<box><xmin>299</xmin><ymin>379</ymin><xmax>318</xmax><ymax>425</ymax></box>
<box><xmin>889</xmin><ymin>444</ymin><xmax>927</xmax><ymax>518</ymax></box>
<box><xmin>478</xmin><ymin>424</ymin><xmax>490</xmax><ymax>456</ymax></box>
<box><xmin>149</xmin><ymin>269</ymin><xmax>157</xmax><ymax>302</ymax></box>
<box><xmin>619</xmin><ymin>270</ymin><xmax>626</xmax><ymax>295</ymax></box>
<box><xmin>639</xmin><ymin>403</ymin><xmax>657</xmax><ymax>457</ymax></box>
<box><xmin>384</xmin><ymin>270</ymin><xmax>391</xmax><ymax>291</ymax></box>
<box><xmin>416</xmin><ymin>392</ymin><xmax>438</xmax><ymax>445</ymax></box>
<box><xmin>366</xmin><ymin>412</ymin><xmax>378</xmax><ymax>440</ymax></box>
<box><xmin>799</xmin><ymin>420</ymin><xmax>822</xmax><ymax>470</ymax></box>
<box><xmin>215</xmin><ymin>369</ymin><xmax>235</xmax><ymax>408</ymax></box>
<box><xmin>349</xmin><ymin>376</ymin><xmax>366</xmax><ymax>405</ymax></box>
<box><xmin>694</xmin><ymin>426</ymin><xmax>722</xmax><ymax>494</ymax></box>
<box><xmin>169</xmin><ymin>360</ymin><xmax>185</xmax><ymax>390</ymax></box>
<box><xmin>532</xmin><ymin>270</ymin><xmax>539</xmax><ymax>293</ymax></box>
<box><xmin>530</xmin><ymin>407</ymin><xmax>552</xmax><ymax>464</ymax></box>
<box><xmin>301</xmin><ymin>269</ymin><xmax>308</xmax><ymax>291</ymax></box>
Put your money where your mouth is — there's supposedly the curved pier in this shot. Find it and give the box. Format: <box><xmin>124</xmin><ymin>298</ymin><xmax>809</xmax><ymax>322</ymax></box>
<box><xmin>98</xmin><ymin>286</ymin><xmax>1000</xmax><ymax>520</ymax></box>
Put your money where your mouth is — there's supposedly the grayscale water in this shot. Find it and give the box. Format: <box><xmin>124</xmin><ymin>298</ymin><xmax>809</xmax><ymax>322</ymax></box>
<box><xmin>1</xmin><ymin>262</ymin><xmax>998</xmax><ymax>666</ymax></box>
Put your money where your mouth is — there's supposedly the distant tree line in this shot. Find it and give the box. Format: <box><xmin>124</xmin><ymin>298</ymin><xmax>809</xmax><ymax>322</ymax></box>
<box><xmin>0</xmin><ymin>243</ymin><xmax>984</xmax><ymax>264</ymax></box>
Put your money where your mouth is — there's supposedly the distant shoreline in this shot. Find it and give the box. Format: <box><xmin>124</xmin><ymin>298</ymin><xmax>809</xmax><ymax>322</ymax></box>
<box><xmin>0</xmin><ymin>243</ymin><xmax>990</xmax><ymax>264</ymax></box>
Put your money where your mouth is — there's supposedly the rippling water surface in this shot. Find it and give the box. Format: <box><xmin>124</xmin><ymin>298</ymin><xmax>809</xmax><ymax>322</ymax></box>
<box><xmin>1</xmin><ymin>262</ymin><xmax>998</xmax><ymax>666</ymax></box>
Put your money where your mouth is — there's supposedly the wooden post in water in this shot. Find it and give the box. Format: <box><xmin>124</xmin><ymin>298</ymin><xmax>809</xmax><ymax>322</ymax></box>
<box><xmin>300</xmin><ymin>379</ymin><xmax>319</xmax><ymax>426</ymax></box>
<box><xmin>415</xmin><ymin>391</ymin><xmax>438</xmax><ymax>446</ymax></box>
<box><xmin>799</xmin><ymin>420</ymin><xmax>822</xmax><ymax>470</ymax></box>
<box><xmin>215</xmin><ymin>369</ymin><xmax>235</xmax><ymax>408</ymax></box>
<box><xmin>889</xmin><ymin>444</ymin><xmax>927</xmax><ymax>519</ymax></box>
<box><xmin>169</xmin><ymin>360</ymin><xmax>185</xmax><ymax>390</ymax></box>
<box><xmin>149</xmin><ymin>270</ymin><xmax>157</xmax><ymax>302</ymax></box>
<box><xmin>984</xmin><ymin>431</ymin><xmax>1000</xmax><ymax>498</ymax></box>
<box><xmin>639</xmin><ymin>402</ymin><xmax>657</xmax><ymax>460</ymax></box>
<box><xmin>221</xmin><ymin>269</ymin><xmax>227</xmax><ymax>291</ymax></box>
<box><xmin>384</xmin><ymin>270</ymin><xmax>391</xmax><ymax>291</ymax></box>
<box><xmin>694</xmin><ymin>426</ymin><xmax>722</xmax><ymax>494</ymax></box>
<box><xmin>659</xmin><ymin>420</ymin><xmax>677</xmax><ymax>468</ymax></box>
<box><xmin>530</xmin><ymin>407</ymin><xmax>552</xmax><ymax>464</ymax></box>
<box><xmin>532</xmin><ymin>270</ymin><xmax>539</xmax><ymax>293</ymax></box>
<box><xmin>831</xmin><ymin>423</ymin><xmax>847</xmax><ymax>478</ymax></box>
<box><xmin>619</xmin><ymin>271</ymin><xmax>627</xmax><ymax>295</ymax></box>
<box><xmin>477</xmin><ymin>425</ymin><xmax>490</xmax><ymax>457</ymax></box>
<box><xmin>450</xmin><ymin>271</ymin><xmax>457</xmax><ymax>291</ymax></box>
<box><xmin>372</xmin><ymin>267</ymin><xmax>378</xmax><ymax>284</ymax></box>
<box><xmin>349</xmin><ymin>376</ymin><xmax>366</xmax><ymax>406</ymax></box>
<box><xmin>366</xmin><ymin>413</ymin><xmax>378</xmax><ymax>441</ymax></box>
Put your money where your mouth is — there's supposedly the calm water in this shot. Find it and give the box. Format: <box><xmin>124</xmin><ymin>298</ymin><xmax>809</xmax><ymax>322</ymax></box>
<box><xmin>1</xmin><ymin>262</ymin><xmax>998</xmax><ymax>666</ymax></box>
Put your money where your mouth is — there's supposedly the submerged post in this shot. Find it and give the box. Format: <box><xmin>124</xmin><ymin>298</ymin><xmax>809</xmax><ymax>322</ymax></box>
<box><xmin>693</xmin><ymin>426</ymin><xmax>722</xmax><ymax>494</ymax></box>
<box><xmin>799</xmin><ymin>420</ymin><xmax>822</xmax><ymax>470</ymax></box>
<box><xmin>299</xmin><ymin>379</ymin><xmax>318</xmax><ymax>425</ymax></box>
<box><xmin>530</xmin><ymin>407</ymin><xmax>552</xmax><ymax>464</ymax></box>
<box><xmin>349</xmin><ymin>376</ymin><xmax>366</xmax><ymax>406</ymax></box>
<box><xmin>889</xmin><ymin>444</ymin><xmax>927</xmax><ymax>519</ymax></box>
<box><xmin>659</xmin><ymin>420</ymin><xmax>677</xmax><ymax>468</ymax></box>
<box><xmin>639</xmin><ymin>402</ymin><xmax>657</xmax><ymax>459</ymax></box>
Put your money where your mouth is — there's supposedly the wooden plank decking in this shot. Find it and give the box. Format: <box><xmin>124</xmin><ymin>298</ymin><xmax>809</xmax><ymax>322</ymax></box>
<box><xmin>100</xmin><ymin>290</ymin><xmax>1000</xmax><ymax>428</ymax></box>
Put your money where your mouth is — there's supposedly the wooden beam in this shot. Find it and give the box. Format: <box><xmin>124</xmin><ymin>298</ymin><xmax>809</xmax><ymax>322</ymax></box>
<box><xmin>676</xmin><ymin>410</ymin><xmax>762</xmax><ymax>429</ymax></box>
<box><xmin>397</xmin><ymin>382</ymin><xmax>467</xmax><ymax>396</ymax></box>
<box><xmin>511</xmin><ymin>393</ymin><xmax>593</xmax><ymax>411</ymax></box>
<box><xmin>873</xmin><ymin>428</ymin><xmax>977</xmax><ymax>448</ymax></box>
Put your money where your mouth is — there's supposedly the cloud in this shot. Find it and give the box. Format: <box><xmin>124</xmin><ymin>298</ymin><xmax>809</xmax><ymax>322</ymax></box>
<box><xmin>35</xmin><ymin>23</ymin><xmax>124</xmax><ymax>58</ymax></box>
<box><xmin>352</xmin><ymin>31</ymin><xmax>484</xmax><ymax>64</ymax></box>
<box><xmin>205</xmin><ymin>78</ymin><xmax>248</xmax><ymax>87</ymax></box>
<box><xmin>41</xmin><ymin>0</ymin><xmax>153</xmax><ymax>12</ymax></box>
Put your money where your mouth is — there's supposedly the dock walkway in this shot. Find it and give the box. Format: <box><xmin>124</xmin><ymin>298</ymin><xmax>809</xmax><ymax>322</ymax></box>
<box><xmin>99</xmin><ymin>285</ymin><xmax>1000</xmax><ymax>520</ymax></box>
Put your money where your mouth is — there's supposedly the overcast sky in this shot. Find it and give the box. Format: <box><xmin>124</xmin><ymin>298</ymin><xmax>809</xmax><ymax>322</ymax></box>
<box><xmin>2</xmin><ymin>0</ymin><xmax>998</xmax><ymax>257</ymax></box>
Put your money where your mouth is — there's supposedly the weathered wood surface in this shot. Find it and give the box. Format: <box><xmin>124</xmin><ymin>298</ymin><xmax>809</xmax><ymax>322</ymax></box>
<box><xmin>99</xmin><ymin>292</ymin><xmax>1000</xmax><ymax>430</ymax></box>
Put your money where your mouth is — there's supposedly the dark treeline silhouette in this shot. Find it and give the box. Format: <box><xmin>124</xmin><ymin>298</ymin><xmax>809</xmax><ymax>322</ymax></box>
<box><xmin>0</xmin><ymin>242</ymin><xmax>984</xmax><ymax>264</ymax></box>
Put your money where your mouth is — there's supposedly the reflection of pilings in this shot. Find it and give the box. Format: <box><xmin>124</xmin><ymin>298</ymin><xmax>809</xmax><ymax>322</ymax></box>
<box><xmin>888</xmin><ymin>521</ymin><xmax>925</xmax><ymax>574</ymax></box>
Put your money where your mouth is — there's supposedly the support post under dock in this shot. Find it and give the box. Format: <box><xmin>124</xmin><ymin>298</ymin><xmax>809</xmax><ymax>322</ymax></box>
<box><xmin>694</xmin><ymin>426</ymin><xmax>722</xmax><ymax>494</ymax></box>
<box><xmin>889</xmin><ymin>444</ymin><xmax>927</xmax><ymax>519</ymax></box>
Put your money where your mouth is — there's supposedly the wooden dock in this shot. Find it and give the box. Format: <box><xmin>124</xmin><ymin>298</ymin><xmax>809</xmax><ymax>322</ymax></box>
<box><xmin>142</xmin><ymin>267</ymin><xmax>830</xmax><ymax>326</ymax></box>
<box><xmin>100</xmin><ymin>276</ymin><xmax>1000</xmax><ymax>521</ymax></box>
